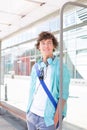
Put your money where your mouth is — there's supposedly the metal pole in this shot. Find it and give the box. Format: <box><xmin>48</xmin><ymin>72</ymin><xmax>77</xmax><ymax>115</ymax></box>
<box><xmin>0</xmin><ymin>41</ymin><xmax>1</xmax><ymax>102</ymax></box>
<box><xmin>5</xmin><ymin>83</ymin><xmax>8</xmax><ymax>101</ymax></box>
<box><xmin>59</xmin><ymin>2</ymin><xmax>87</xmax><ymax>130</ymax></box>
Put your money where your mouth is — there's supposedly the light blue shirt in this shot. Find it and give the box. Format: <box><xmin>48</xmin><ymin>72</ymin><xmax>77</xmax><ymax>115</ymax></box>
<box><xmin>26</xmin><ymin>56</ymin><xmax>70</xmax><ymax>126</ymax></box>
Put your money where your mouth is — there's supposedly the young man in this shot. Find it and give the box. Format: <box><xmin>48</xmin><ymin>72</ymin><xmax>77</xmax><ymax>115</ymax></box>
<box><xmin>26</xmin><ymin>31</ymin><xmax>70</xmax><ymax>130</ymax></box>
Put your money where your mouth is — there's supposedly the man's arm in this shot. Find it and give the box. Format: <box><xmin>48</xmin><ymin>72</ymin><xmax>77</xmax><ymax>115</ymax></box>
<box><xmin>54</xmin><ymin>98</ymin><xmax>66</xmax><ymax>128</ymax></box>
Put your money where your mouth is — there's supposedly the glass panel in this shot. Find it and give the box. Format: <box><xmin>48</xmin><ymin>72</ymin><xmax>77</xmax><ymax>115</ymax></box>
<box><xmin>62</xmin><ymin>5</ymin><xmax>87</xmax><ymax>130</ymax></box>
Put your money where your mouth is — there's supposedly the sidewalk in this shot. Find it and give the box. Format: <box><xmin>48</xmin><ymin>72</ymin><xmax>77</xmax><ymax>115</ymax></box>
<box><xmin>0</xmin><ymin>107</ymin><xmax>27</xmax><ymax>130</ymax></box>
<box><xmin>0</xmin><ymin>107</ymin><xmax>86</xmax><ymax>130</ymax></box>
<box><xmin>63</xmin><ymin>121</ymin><xmax>86</xmax><ymax>130</ymax></box>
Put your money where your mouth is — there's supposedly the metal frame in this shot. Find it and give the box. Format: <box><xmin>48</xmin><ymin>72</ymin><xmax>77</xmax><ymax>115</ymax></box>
<box><xmin>0</xmin><ymin>41</ymin><xmax>1</xmax><ymax>102</ymax></box>
<box><xmin>59</xmin><ymin>1</ymin><xmax>87</xmax><ymax>130</ymax></box>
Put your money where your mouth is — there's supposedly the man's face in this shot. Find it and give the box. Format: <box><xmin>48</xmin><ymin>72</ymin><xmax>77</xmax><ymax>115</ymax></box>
<box><xmin>39</xmin><ymin>39</ymin><xmax>54</xmax><ymax>58</ymax></box>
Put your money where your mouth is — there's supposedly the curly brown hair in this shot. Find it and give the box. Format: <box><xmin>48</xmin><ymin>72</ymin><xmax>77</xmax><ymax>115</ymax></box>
<box><xmin>35</xmin><ymin>31</ymin><xmax>58</xmax><ymax>51</ymax></box>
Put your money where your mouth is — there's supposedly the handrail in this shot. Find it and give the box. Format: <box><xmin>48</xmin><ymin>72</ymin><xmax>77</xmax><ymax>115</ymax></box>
<box><xmin>59</xmin><ymin>1</ymin><xmax>87</xmax><ymax>130</ymax></box>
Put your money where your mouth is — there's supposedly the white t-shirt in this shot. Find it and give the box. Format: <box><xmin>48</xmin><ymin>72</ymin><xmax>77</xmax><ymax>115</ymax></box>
<box><xmin>30</xmin><ymin>65</ymin><xmax>51</xmax><ymax>117</ymax></box>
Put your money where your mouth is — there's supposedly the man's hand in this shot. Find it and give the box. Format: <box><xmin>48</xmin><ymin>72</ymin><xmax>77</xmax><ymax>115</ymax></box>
<box><xmin>54</xmin><ymin>109</ymin><xmax>59</xmax><ymax>128</ymax></box>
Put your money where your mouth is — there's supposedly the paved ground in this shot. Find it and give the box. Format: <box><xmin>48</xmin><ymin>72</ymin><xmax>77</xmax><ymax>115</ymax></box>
<box><xmin>0</xmin><ymin>107</ymin><xmax>87</xmax><ymax>130</ymax></box>
<box><xmin>0</xmin><ymin>107</ymin><xmax>27</xmax><ymax>130</ymax></box>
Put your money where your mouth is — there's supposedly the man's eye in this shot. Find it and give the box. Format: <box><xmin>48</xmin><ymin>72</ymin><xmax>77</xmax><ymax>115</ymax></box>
<box><xmin>41</xmin><ymin>42</ymin><xmax>45</xmax><ymax>45</ymax></box>
<box><xmin>48</xmin><ymin>42</ymin><xmax>51</xmax><ymax>44</ymax></box>
<box><xmin>41</xmin><ymin>42</ymin><xmax>52</xmax><ymax>45</ymax></box>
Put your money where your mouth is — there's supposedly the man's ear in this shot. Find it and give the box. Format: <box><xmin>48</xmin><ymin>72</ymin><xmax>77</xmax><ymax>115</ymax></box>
<box><xmin>38</xmin><ymin>45</ymin><xmax>40</xmax><ymax>51</ymax></box>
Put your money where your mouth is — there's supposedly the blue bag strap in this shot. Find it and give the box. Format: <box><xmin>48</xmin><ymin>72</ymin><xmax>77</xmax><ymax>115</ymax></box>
<box><xmin>35</xmin><ymin>63</ymin><xmax>57</xmax><ymax>109</ymax></box>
